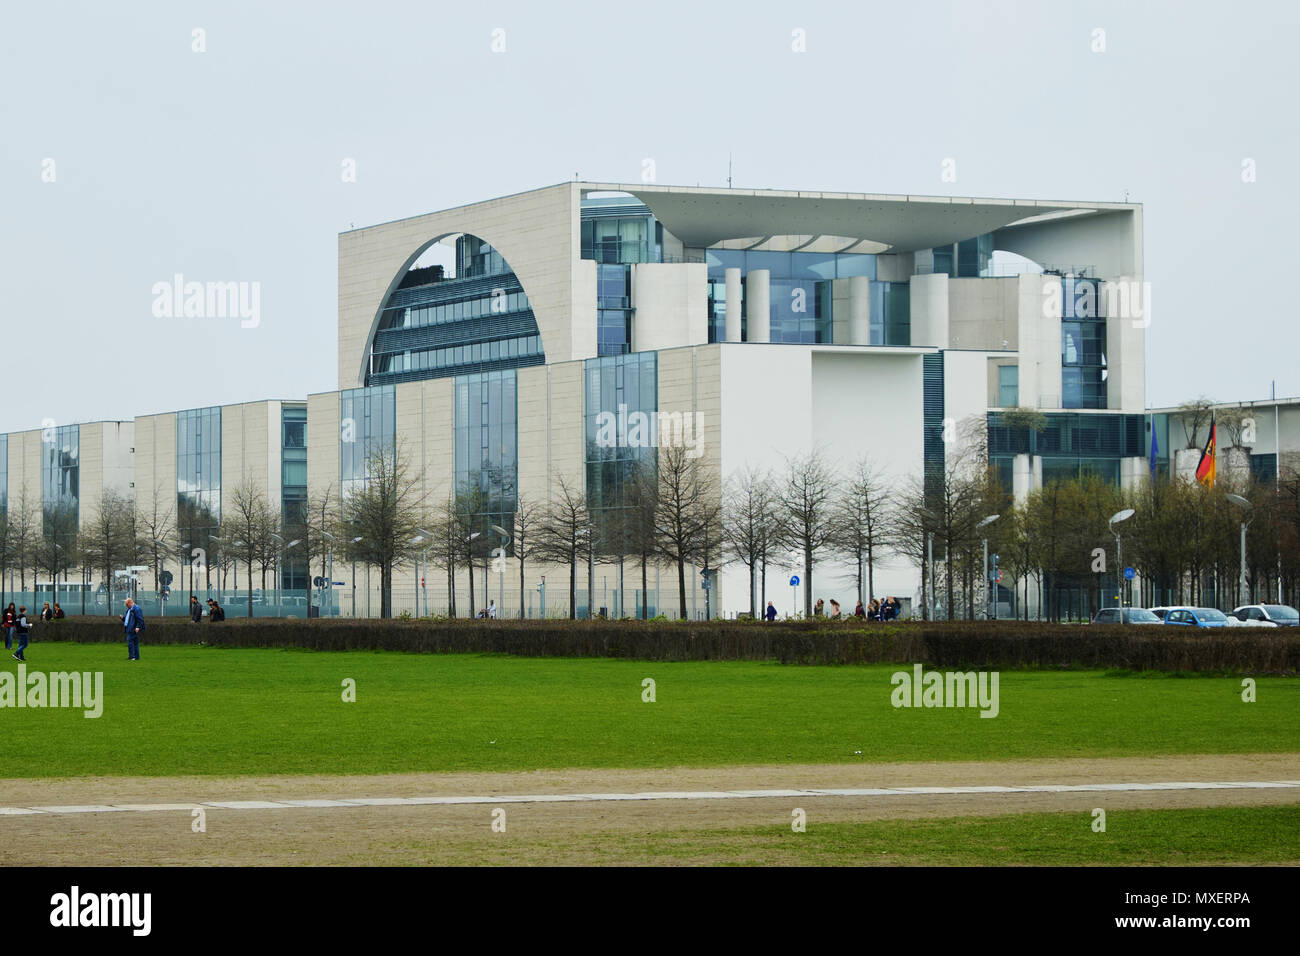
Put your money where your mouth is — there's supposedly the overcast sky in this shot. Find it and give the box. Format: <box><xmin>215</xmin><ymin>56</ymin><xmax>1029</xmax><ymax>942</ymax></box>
<box><xmin>1</xmin><ymin>0</ymin><xmax>1295</xmax><ymax>432</ymax></box>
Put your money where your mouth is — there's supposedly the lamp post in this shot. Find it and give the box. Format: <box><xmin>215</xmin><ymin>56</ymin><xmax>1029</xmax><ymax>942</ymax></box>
<box><xmin>490</xmin><ymin>523</ymin><xmax>510</xmax><ymax>618</ymax></box>
<box><xmin>1109</xmin><ymin>509</ymin><xmax>1135</xmax><ymax>622</ymax></box>
<box><xmin>463</xmin><ymin>530</ymin><xmax>481</xmax><ymax>617</ymax></box>
<box><xmin>926</xmin><ymin>532</ymin><xmax>935</xmax><ymax>621</ymax></box>
<box><xmin>321</xmin><ymin>530</ymin><xmax>337</xmax><ymax>617</ymax></box>
<box><xmin>977</xmin><ymin>514</ymin><xmax>1000</xmax><ymax>621</ymax></box>
<box><xmin>270</xmin><ymin>533</ymin><xmax>300</xmax><ymax>617</ymax></box>
<box><xmin>411</xmin><ymin>533</ymin><xmax>429</xmax><ymax>617</ymax></box>
<box><xmin>1226</xmin><ymin>493</ymin><xmax>1254</xmax><ymax>606</ymax></box>
<box><xmin>350</xmin><ymin>536</ymin><xmax>363</xmax><ymax>617</ymax></box>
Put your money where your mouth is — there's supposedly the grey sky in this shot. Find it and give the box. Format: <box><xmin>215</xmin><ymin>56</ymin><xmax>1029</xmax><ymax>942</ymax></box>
<box><xmin>1</xmin><ymin>0</ymin><xmax>1295</xmax><ymax>432</ymax></box>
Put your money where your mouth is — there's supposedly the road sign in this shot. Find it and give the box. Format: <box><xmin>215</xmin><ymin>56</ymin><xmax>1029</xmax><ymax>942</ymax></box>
<box><xmin>992</xmin><ymin>570</ymin><xmax>1003</xmax><ymax>584</ymax></box>
<box><xmin>1124</xmin><ymin>567</ymin><xmax>1136</xmax><ymax>580</ymax></box>
<box><xmin>332</xmin><ymin>581</ymin><xmax>345</xmax><ymax>587</ymax></box>
<box><xmin>313</xmin><ymin>576</ymin><xmax>325</xmax><ymax>588</ymax></box>
<box><xmin>789</xmin><ymin>575</ymin><xmax>800</xmax><ymax>587</ymax></box>
<box><xmin>160</xmin><ymin>571</ymin><xmax>173</xmax><ymax>586</ymax></box>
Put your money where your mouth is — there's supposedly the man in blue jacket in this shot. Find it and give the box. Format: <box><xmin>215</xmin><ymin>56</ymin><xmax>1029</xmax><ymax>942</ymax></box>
<box><xmin>122</xmin><ymin>598</ymin><xmax>144</xmax><ymax>661</ymax></box>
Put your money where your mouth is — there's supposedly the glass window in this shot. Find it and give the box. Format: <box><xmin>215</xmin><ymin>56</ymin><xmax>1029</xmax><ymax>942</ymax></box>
<box><xmin>998</xmin><ymin>365</ymin><xmax>1019</xmax><ymax>407</ymax></box>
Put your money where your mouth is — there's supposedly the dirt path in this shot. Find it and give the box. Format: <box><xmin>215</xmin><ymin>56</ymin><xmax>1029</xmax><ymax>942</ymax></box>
<box><xmin>2</xmin><ymin>753</ymin><xmax>1296</xmax><ymax>865</ymax></box>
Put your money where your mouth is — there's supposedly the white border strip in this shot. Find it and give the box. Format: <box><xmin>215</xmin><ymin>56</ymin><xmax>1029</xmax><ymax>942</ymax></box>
<box><xmin>2</xmin><ymin>780</ymin><xmax>1298</xmax><ymax>816</ymax></box>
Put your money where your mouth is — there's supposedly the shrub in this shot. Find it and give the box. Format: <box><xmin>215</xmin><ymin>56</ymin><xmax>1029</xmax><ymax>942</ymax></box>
<box><xmin>27</xmin><ymin>616</ymin><xmax>1300</xmax><ymax>673</ymax></box>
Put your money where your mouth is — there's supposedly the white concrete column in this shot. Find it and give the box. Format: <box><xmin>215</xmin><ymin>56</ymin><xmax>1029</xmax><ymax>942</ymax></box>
<box><xmin>724</xmin><ymin>267</ymin><xmax>742</xmax><ymax>343</ymax></box>
<box><xmin>1013</xmin><ymin>453</ymin><xmax>1033</xmax><ymax>504</ymax></box>
<box><xmin>848</xmin><ymin>275</ymin><xmax>870</xmax><ymax>345</ymax></box>
<box><xmin>1104</xmin><ymin>275</ymin><xmax>1146</xmax><ymax>411</ymax></box>
<box><xmin>909</xmin><ymin>272</ymin><xmax>949</xmax><ymax>348</ymax></box>
<box><xmin>746</xmin><ymin>269</ymin><xmax>771</xmax><ymax>343</ymax></box>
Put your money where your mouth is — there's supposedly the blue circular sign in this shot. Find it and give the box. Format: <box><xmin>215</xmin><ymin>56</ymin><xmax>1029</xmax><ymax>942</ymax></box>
<box><xmin>789</xmin><ymin>575</ymin><xmax>800</xmax><ymax>587</ymax></box>
<box><xmin>1124</xmin><ymin>567</ymin><xmax>1136</xmax><ymax>580</ymax></box>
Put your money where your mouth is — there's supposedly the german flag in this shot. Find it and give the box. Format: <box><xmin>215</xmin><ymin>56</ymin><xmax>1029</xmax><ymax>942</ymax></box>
<box><xmin>1196</xmin><ymin>414</ymin><xmax>1217</xmax><ymax>488</ymax></box>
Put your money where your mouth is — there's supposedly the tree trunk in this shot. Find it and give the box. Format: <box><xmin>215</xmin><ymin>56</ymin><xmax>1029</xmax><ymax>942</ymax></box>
<box><xmin>804</xmin><ymin>546</ymin><xmax>813</xmax><ymax>617</ymax></box>
<box><xmin>568</xmin><ymin>552</ymin><xmax>576</xmax><ymax>620</ymax></box>
<box><xmin>380</xmin><ymin>564</ymin><xmax>392</xmax><ymax>618</ymax></box>
<box><xmin>677</xmin><ymin>556</ymin><xmax>687</xmax><ymax>620</ymax></box>
<box><xmin>640</xmin><ymin>551</ymin><xmax>648</xmax><ymax>619</ymax></box>
<box><xmin>468</xmin><ymin>560</ymin><xmax>476</xmax><ymax>618</ymax></box>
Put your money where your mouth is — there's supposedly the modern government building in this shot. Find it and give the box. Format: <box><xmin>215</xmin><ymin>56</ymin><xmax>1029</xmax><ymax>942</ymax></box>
<box><xmin>4</xmin><ymin>180</ymin><xmax>1297</xmax><ymax>618</ymax></box>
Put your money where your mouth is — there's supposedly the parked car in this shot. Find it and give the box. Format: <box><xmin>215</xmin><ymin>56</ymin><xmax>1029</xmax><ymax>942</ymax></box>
<box><xmin>1090</xmin><ymin>607</ymin><xmax>1162</xmax><ymax>625</ymax></box>
<box><xmin>1148</xmin><ymin>606</ymin><xmax>1173</xmax><ymax>620</ymax></box>
<box><xmin>1229</xmin><ymin>604</ymin><xmax>1299</xmax><ymax>627</ymax></box>
<box><xmin>1161</xmin><ymin>607</ymin><xmax>1231</xmax><ymax>629</ymax></box>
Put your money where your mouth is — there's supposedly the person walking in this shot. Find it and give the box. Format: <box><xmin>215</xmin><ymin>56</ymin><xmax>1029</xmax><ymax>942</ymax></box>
<box><xmin>123</xmin><ymin>597</ymin><xmax>144</xmax><ymax>661</ymax></box>
<box><xmin>487</xmin><ymin>599</ymin><xmax>497</xmax><ymax>619</ymax></box>
<box><xmin>11</xmin><ymin>606</ymin><xmax>32</xmax><ymax>661</ymax></box>
<box><xmin>765</xmin><ymin>600</ymin><xmax>777</xmax><ymax>622</ymax></box>
<box><xmin>854</xmin><ymin>600</ymin><xmax>866</xmax><ymax>619</ymax></box>
<box><xmin>41</xmin><ymin>601</ymin><xmax>53</xmax><ymax>622</ymax></box>
<box><xmin>189</xmin><ymin>595</ymin><xmax>203</xmax><ymax>623</ymax></box>
<box><xmin>814</xmin><ymin>598</ymin><xmax>824</xmax><ymax>618</ymax></box>
<box><xmin>829</xmin><ymin>599</ymin><xmax>842</xmax><ymax>619</ymax></box>
<box><xmin>52</xmin><ymin>603</ymin><xmax>65</xmax><ymax>619</ymax></box>
<box><xmin>3</xmin><ymin>603</ymin><xmax>15</xmax><ymax>650</ymax></box>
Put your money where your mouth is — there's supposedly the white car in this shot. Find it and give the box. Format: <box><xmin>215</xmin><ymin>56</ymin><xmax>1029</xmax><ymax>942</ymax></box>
<box><xmin>1229</xmin><ymin>604</ymin><xmax>1299</xmax><ymax>627</ymax></box>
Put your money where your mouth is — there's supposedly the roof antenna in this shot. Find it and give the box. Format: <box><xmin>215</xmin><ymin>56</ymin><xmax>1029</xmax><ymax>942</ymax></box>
<box><xmin>728</xmin><ymin>153</ymin><xmax>733</xmax><ymax>188</ymax></box>
<box><xmin>1123</xmin><ymin>189</ymin><xmax>1130</xmax><ymax>202</ymax></box>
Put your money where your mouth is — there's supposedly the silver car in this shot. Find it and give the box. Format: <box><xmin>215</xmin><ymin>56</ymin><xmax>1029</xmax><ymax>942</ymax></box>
<box><xmin>1091</xmin><ymin>607</ymin><xmax>1161</xmax><ymax>625</ymax></box>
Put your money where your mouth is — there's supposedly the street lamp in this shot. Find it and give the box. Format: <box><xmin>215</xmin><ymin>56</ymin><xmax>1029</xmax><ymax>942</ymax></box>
<box><xmin>233</xmin><ymin>540</ymin><xmax>245</xmax><ymax>601</ymax></box>
<box><xmin>414</xmin><ymin>529</ymin><xmax>436</xmax><ymax>617</ymax></box>
<box><xmin>270</xmin><ymin>533</ymin><xmax>300</xmax><ymax>617</ymax></box>
<box><xmin>1109</xmin><ymin>509</ymin><xmax>1135</xmax><ymax>622</ymax></box>
<box><xmin>1226</xmin><ymin>493</ymin><xmax>1254</xmax><ymax>606</ymax></box>
<box><xmin>977</xmin><ymin>514</ymin><xmax>1000</xmax><ymax>621</ymax></box>
<box><xmin>321</xmin><ymin>530</ymin><xmax>337</xmax><ymax>617</ymax></box>
<box><xmin>490</xmin><ymin>523</ymin><xmax>510</xmax><ymax>618</ymax></box>
<box><xmin>350</xmin><ymin>536</ymin><xmax>364</xmax><ymax>618</ymax></box>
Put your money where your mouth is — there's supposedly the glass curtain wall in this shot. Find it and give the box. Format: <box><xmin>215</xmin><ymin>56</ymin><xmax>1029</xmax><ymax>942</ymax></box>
<box><xmin>176</xmin><ymin>408</ymin><xmax>220</xmax><ymax>600</ymax></box>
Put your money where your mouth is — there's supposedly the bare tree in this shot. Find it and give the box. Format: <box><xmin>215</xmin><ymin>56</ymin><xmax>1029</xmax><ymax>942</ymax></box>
<box><xmin>336</xmin><ymin>440</ymin><xmax>426</xmax><ymax>618</ymax></box>
<box><xmin>625</xmin><ymin>460</ymin><xmax>659</xmax><ymax>619</ymax></box>
<box><xmin>1178</xmin><ymin>397</ymin><xmax>1214</xmax><ymax>449</ymax></box>
<box><xmin>536</xmin><ymin>475</ymin><xmax>591</xmax><ymax>620</ymax></box>
<box><xmin>722</xmin><ymin>466</ymin><xmax>773</xmax><ymax>617</ymax></box>
<box><xmin>80</xmin><ymin>490</ymin><xmax>136</xmax><ymax>613</ymax></box>
<box><xmin>653</xmin><ymin>445</ymin><xmax>722</xmax><ymax>619</ymax></box>
<box><xmin>36</xmin><ymin>504</ymin><xmax>80</xmax><ymax>609</ymax></box>
<box><xmin>832</xmin><ymin>458</ymin><xmax>892</xmax><ymax>607</ymax></box>
<box><xmin>8</xmin><ymin>486</ymin><xmax>39</xmax><ymax>595</ymax></box>
<box><xmin>136</xmin><ymin>485</ymin><xmax>175</xmax><ymax>607</ymax></box>
<box><xmin>773</xmin><ymin>449</ymin><xmax>838</xmax><ymax>617</ymax></box>
<box><xmin>510</xmin><ymin>494</ymin><xmax>543</xmax><ymax>619</ymax></box>
<box><xmin>223</xmin><ymin>482</ymin><xmax>277</xmax><ymax>618</ymax></box>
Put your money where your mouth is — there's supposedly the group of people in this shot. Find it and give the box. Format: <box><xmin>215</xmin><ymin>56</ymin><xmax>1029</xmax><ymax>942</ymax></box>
<box><xmin>761</xmin><ymin>595</ymin><xmax>902</xmax><ymax>621</ymax></box>
<box><xmin>855</xmin><ymin>597</ymin><xmax>902</xmax><ymax>621</ymax></box>
<box><xmin>190</xmin><ymin>595</ymin><xmax>226</xmax><ymax>622</ymax></box>
<box><xmin>4</xmin><ymin>601</ymin><xmax>69</xmax><ymax>661</ymax></box>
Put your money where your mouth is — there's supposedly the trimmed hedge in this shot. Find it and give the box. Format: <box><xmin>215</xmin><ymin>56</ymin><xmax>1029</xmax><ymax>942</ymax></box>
<box><xmin>21</xmin><ymin>616</ymin><xmax>1300</xmax><ymax>674</ymax></box>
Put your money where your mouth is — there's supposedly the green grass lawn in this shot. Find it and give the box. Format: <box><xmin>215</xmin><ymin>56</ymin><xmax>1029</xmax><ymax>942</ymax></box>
<box><xmin>1</xmin><ymin>643</ymin><xmax>1296</xmax><ymax>778</ymax></box>
<box><xmin>477</xmin><ymin>804</ymin><xmax>1300</xmax><ymax>866</ymax></box>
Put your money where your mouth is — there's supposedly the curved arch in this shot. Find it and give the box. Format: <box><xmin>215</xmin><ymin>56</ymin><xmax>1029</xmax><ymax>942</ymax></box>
<box><xmin>339</xmin><ymin>183</ymin><xmax>585</xmax><ymax>390</ymax></box>
<box><xmin>359</xmin><ymin>232</ymin><xmax>546</xmax><ymax>387</ymax></box>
